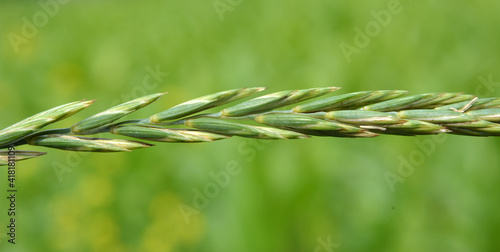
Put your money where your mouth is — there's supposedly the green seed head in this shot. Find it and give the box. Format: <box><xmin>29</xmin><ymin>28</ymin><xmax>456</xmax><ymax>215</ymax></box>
<box><xmin>294</xmin><ymin>90</ymin><xmax>407</xmax><ymax>113</ymax></box>
<box><xmin>112</xmin><ymin>125</ymin><xmax>230</xmax><ymax>142</ymax></box>
<box><xmin>4</xmin><ymin>87</ymin><xmax>500</xmax><ymax>165</ymax></box>
<box><xmin>361</xmin><ymin>93</ymin><xmax>476</xmax><ymax>111</ymax></box>
<box><xmin>150</xmin><ymin>87</ymin><xmax>266</xmax><ymax>122</ymax></box>
<box><xmin>0</xmin><ymin>150</ymin><xmax>46</xmax><ymax>166</ymax></box>
<box><xmin>0</xmin><ymin>100</ymin><xmax>94</xmax><ymax>146</ymax></box>
<box><xmin>325</xmin><ymin>110</ymin><xmax>404</xmax><ymax>125</ymax></box>
<box><xmin>28</xmin><ymin>134</ymin><xmax>152</xmax><ymax>152</ymax></box>
<box><xmin>72</xmin><ymin>93</ymin><xmax>165</xmax><ymax>133</ymax></box>
<box><xmin>397</xmin><ymin>109</ymin><xmax>476</xmax><ymax>124</ymax></box>
<box><xmin>222</xmin><ymin>87</ymin><xmax>340</xmax><ymax>117</ymax></box>
<box><xmin>185</xmin><ymin>117</ymin><xmax>308</xmax><ymax>139</ymax></box>
<box><xmin>255</xmin><ymin>113</ymin><xmax>376</xmax><ymax>137</ymax></box>
<box><xmin>379</xmin><ymin>120</ymin><xmax>449</xmax><ymax>135</ymax></box>
<box><xmin>466</xmin><ymin>108</ymin><xmax>500</xmax><ymax>122</ymax></box>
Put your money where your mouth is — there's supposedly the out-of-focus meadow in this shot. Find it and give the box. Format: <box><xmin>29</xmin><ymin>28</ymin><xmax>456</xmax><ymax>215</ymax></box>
<box><xmin>1</xmin><ymin>0</ymin><xmax>500</xmax><ymax>251</ymax></box>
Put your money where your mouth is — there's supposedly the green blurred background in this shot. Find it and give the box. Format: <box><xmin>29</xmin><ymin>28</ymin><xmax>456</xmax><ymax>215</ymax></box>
<box><xmin>1</xmin><ymin>0</ymin><xmax>500</xmax><ymax>251</ymax></box>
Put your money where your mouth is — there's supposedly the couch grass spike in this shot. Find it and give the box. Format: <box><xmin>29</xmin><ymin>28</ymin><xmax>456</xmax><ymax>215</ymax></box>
<box><xmin>2</xmin><ymin>87</ymin><xmax>500</xmax><ymax>165</ymax></box>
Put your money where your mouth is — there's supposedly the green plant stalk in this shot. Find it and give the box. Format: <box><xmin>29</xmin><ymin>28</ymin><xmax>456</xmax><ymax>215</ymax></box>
<box><xmin>2</xmin><ymin>87</ymin><xmax>500</xmax><ymax>165</ymax></box>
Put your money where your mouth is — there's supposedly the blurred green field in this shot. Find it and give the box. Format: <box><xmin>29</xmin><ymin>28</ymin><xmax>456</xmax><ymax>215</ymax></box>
<box><xmin>1</xmin><ymin>0</ymin><xmax>500</xmax><ymax>251</ymax></box>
